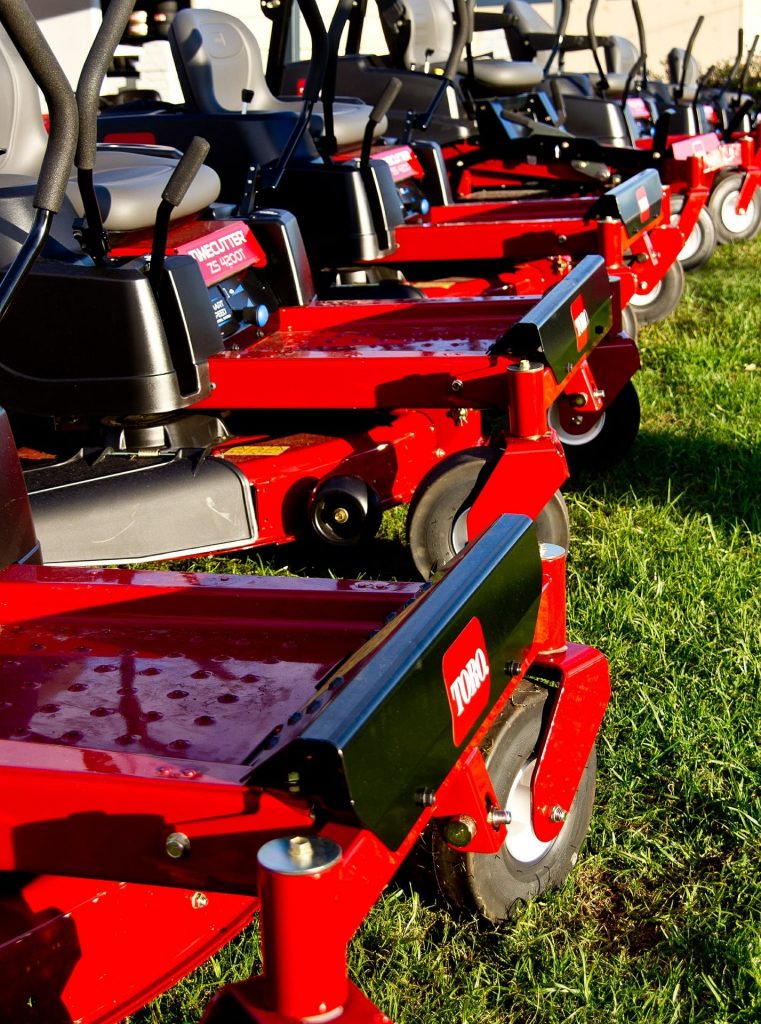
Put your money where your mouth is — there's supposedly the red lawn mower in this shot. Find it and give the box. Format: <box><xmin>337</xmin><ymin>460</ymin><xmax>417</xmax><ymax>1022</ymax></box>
<box><xmin>454</xmin><ymin>0</ymin><xmax>761</xmax><ymax>252</ymax></box>
<box><xmin>282</xmin><ymin>0</ymin><xmax>761</xmax><ymax>295</ymax></box>
<box><xmin>96</xmin><ymin>0</ymin><xmax>686</xmax><ymax>327</ymax></box>
<box><xmin>1</xmin><ymin>1</ymin><xmax>638</xmax><ymax>573</ymax></box>
<box><xmin>0</xmin><ymin>3</ymin><xmax>611</xmax><ymax>1020</ymax></box>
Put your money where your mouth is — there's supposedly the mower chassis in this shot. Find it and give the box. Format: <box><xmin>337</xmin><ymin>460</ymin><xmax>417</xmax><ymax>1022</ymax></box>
<box><xmin>0</xmin><ymin>516</ymin><xmax>609</xmax><ymax>1023</ymax></box>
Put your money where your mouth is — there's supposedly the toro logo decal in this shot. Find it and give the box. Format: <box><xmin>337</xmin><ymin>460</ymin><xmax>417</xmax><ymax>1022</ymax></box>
<box><xmin>442</xmin><ymin>617</ymin><xmax>491</xmax><ymax>746</ymax></box>
<box><xmin>570</xmin><ymin>294</ymin><xmax>590</xmax><ymax>351</ymax></box>
<box><xmin>635</xmin><ymin>185</ymin><xmax>650</xmax><ymax>221</ymax></box>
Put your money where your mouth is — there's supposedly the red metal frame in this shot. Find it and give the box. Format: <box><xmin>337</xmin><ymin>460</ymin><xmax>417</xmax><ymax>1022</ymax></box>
<box><xmin>0</xmin><ymin>535</ymin><xmax>610</xmax><ymax>1022</ymax></box>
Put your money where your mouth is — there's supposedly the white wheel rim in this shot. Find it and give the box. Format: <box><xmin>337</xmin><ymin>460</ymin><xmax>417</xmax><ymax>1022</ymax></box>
<box><xmin>504</xmin><ymin>757</ymin><xmax>555</xmax><ymax>864</ymax></box>
<box><xmin>629</xmin><ymin>278</ymin><xmax>662</xmax><ymax>308</ymax></box>
<box><xmin>548</xmin><ymin>403</ymin><xmax>606</xmax><ymax>446</ymax></box>
<box><xmin>451</xmin><ymin>508</ymin><xmax>469</xmax><ymax>553</ymax></box>
<box><xmin>678</xmin><ymin>221</ymin><xmax>702</xmax><ymax>262</ymax></box>
<box><xmin>719</xmin><ymin>189</ymin><xmax>756</xmax><ymax>234</ymax></box>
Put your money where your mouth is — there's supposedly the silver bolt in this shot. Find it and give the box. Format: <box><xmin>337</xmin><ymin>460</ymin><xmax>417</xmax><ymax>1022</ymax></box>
<box><xmin>165</xmin><ymin>831</ymin><xmax>191</xmax><ymax>859</ymax></box>
<box><xmin>550</xmin><ymin>805</ymin><xmax>568</xmax><ymax>823</ymax></box>
<box><xmin>333</xmin><ymin>507</ymin><xmax>349</xmax><ymax>524</ymax></box>
<box><xmin>191</xmin><ymin>891</ymin><xmax>209</xmax><ymax>910</ymax></box>
<box><xmin>488</xmin><ymin>807</ymin><xmax>512</xmax><ymax>828</ymax></box>
<box><xmin>571</xmin><ymin>415</ymin><xmax>584</xmax><ymax>426</ymax></box>
<box><xmin>519</xmin><ymin>359</ymin><xmax>532</xmax><ymax>371</ymax></box>
<box><xmin>288</xmin><ymin>835</ymin><xmax>314</xmax><ymax>867</ymax></box>
<box><xmin>451</xmin><ymin>378</ymin><xmax>464</xmax><ymax>392</ymax></box>
<box><xmin>593</xmin><ymin>389</ymin><xmax>606</xmax><ymax>399</ymax></box>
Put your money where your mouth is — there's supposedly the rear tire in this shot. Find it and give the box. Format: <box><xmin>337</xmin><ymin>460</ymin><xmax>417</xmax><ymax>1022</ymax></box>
<box><xmin>628</xmin><ymin>260</ymin><xmax>684</xmax><ymax>324</ymax></box>
<box><xmin>406</xmin><ymin>448</ymin><xmax>570</xmax><ymax>579</ymax></box>
<box><xmin>430</xmin><ymin>680</ymin><xmax>597</xmax><ymax>922</ymax></box>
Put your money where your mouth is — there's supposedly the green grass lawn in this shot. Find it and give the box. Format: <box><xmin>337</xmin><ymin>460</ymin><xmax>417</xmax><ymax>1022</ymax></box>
<box><xmin>128</xmin><ymin>238</ymin><xmax>760</xmax><ymax>1024</ymax></box>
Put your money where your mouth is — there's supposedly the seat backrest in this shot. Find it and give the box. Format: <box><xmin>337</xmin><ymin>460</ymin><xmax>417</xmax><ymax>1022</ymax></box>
<box><xmin>0</xmin><ymin>26</ymin><xmax>50</xmax><ymax>177</ymax></box>
<box><xmin>605</xmin><ymin>34</ymin><xmax>640</xmax><ymax>76</ymax></box>
<box><xmin>169</xmin><ymin>8</ymin><xmax>285</xmax><ymax>114</ymax></box>
<box><xmin>668</xmin><ymin>47</ymin><xmax>700</xmax><ymax>88</ymax></box>
<box><xmin>503</xmin><ymin>1</ymin><xmax>554</xmax><ymax>67</ymax></box>
<box><xmin>404</xmin><ymin>0</ymin><xmax>456</xmax><ymax>68</ymax></box>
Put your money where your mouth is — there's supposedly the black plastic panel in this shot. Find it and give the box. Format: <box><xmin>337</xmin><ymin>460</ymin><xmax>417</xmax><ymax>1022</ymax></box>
<box><xmin>26</xmin><ymin>451</ymin><xmax>257</xmax><ymax>565</ymax></box>
<box><xmin>494</xmin><ymin>255</ymin><xmax>612</xmax><ymax>383</ymax></box>
<box><xmin>0</xmin><ymin>256</ymin><xmax>219</xmax><ymax>418</ymax></box>
<box><xmin>589</xmin><ymin>167</ymin><xmax>663</xmax><ymax>235</ymax></box>
<box><xmin>250</xmin><ymin>515</ymin><xmax>542</xmax><ymax>849</ymax></box>
<box><xmin>98</xmin><ymin>108</ymin><xmax>317</xmax><ymax>203</ymax></box>
<box><xmin>259</xmin><ymin>163</ymin><xmax>383</xmax><ymax>266</ymax></box>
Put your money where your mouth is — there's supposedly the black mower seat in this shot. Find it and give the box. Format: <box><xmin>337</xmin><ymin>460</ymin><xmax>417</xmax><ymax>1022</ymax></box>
<box><xmin>458</xmin><ymin>58</ymin><xmax>544</xmax><ymax>96</ymax></box>
<box><xmin>169</xmin><ymin>8</ymin><xmax>386</xmax><ymax>147</ymax></box>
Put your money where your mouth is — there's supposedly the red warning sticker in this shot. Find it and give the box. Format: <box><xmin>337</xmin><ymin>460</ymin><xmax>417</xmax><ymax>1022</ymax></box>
<box><xmin>570</xmin><ymin>295</ymin><xmax>590</xmax><ymax>351</ymax></box>
<box><xmin>635</xmin><ymin>185</ymin><xmax>650</xmax><ymax>220</ymax></box>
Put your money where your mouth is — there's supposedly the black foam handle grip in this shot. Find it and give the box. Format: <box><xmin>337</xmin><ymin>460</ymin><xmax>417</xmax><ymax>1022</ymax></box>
<box><xmin>0</xmin><ymin>0</ymin><xmax>78</xmax><ymax>213</ymax></box>
<box><xmin>296</xmin><ymin>0</ymin><xmax>330</xmax><ymax>103</ymax></box>
<box><xmin>76</xmin><ymin>0</ymin><xmax>136</xmax><ymax>170</ymax></box>
<box><xmin>161</xmin><ymin>137</ymin><xmax>211</xmax><ymax>207</ymax></box>
<box><xmin>370</xmin><ymin>78</ymin><xmax>402</xmax><ymax>125</ymax></box>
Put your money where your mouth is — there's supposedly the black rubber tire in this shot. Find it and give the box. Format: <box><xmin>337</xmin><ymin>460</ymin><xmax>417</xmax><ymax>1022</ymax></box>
<box><xmin>678</xmin><ymin>206</ymin><xmax>718</xmax><ymax>271</ymax></box>
<box><xmin>708</xmin><ymin>173</ymin><xmax>761</xmax><ymax>244</ymax></box>
<box><xmin>550</xmin><ymin>380</ymin><xmax>640</xmax><ymax>477</ymax></box>
<box><xmin>431</xmin><ymin>680</ymin><xmax>597</xmax><ymax>922</ymax></box>
<box><xmin>621</xmin><ymin>303</ymin><xmax>638</xmax><ymax>343</ymax></box>
<box><xmin>406</xmin><ymin>448</ymin><xmax>570</xmax><ymax>579</ymax></box>
<box><xmin>628</xmin><ymin>260</ymin><xmax>684</xmax><ymax>325</ymax></box>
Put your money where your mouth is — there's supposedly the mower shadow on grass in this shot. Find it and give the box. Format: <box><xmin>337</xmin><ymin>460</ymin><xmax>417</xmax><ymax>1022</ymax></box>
<box><xmin>566</xmin><ymin>428</ymin><xmax>761</xmax><ymax>535</ymax></box>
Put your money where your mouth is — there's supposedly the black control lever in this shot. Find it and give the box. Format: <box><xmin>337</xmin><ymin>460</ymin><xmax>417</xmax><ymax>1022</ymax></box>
<box><xmin>674</xmin><ymin>16</ymin><xmax>703</xmax><ymax>102</ymax></box>
<box><xmin>149</xmin><ymin>137</ymin><xmax>210</xmax><ymax>292</ymax></box>
<box><xmin>75</xmin><ymin>0</ymin><xmax>136</xmax><ymax>262</ymax></box>
<box><xmin>0</xmin><ymin>0</ymin><xmax>78</xmax><ymax>324</ymax></box>
<box><xmin>360</xmin><ymin>78</ymin><xmax>402</xmax><ymax>172</ymax></box>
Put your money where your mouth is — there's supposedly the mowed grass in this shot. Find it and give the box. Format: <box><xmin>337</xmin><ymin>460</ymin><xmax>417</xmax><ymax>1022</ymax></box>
<box><xmin>127</xmin><ymin>238</ymin><xmax>760</xmax><ymax>1024</ymax></box>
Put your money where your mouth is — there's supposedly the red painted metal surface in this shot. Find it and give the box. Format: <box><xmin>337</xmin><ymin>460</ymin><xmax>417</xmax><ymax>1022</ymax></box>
<box><xmin>530</xmin><ymin>644</ymin><xmax>611</xmax><ymax>843</ymax></box>
<box><xmin>507</xmin><ymin>360</ymin><xmax>552</xmax><ymax>438</ymax></box>
<box><xmin>212</xmin><ymin>409</ymin><xmax>483</xmax><ymax>546</ymax></box>
<box><xmin>433</xmin><ymin>746</ymin><xmax>507</xmax><ymax>854</ymax></box>
<box><xmin>0</xmin><ymin>567</ymin><xmax>414</xmax><ymax>765</ymax></box>
<box><xmin>203</xmin><ymin>977</ymin><xmax>394</xmax><ymax>1023</ymax></box>
<box><xmin>0</xmin><ymin>873</ymin><xmax>258</xmax><ymax>1024</ymax></box>
<box><xmin>0</xmin><ymin>546</ymin><xmax>610</xmax><ymax>1022</ymax></box>
<box><xmin>195</xmin><ymin>295</ymin><xmax>593</xmax><ymax>414</ymax></box>
<box><xmin>467</xmin><ymin>435</ymin><xmax>567</xmax><ymax>541</ymax></box>
<box><xmin>257</xmin><ymin>840</ymin><xmax>348</xmax><ymax>1019</ymax></box>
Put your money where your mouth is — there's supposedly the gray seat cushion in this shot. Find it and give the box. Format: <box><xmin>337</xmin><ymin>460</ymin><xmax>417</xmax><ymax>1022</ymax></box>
<box><xmin>68</xmin><ymin>150</ymin><xmax>221</xmax><ymax>232</ymax></box>
<box><xmin>459</xmin><ymin>58</ymin><xmax>544</xmax><ymax>95</ymax></box>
